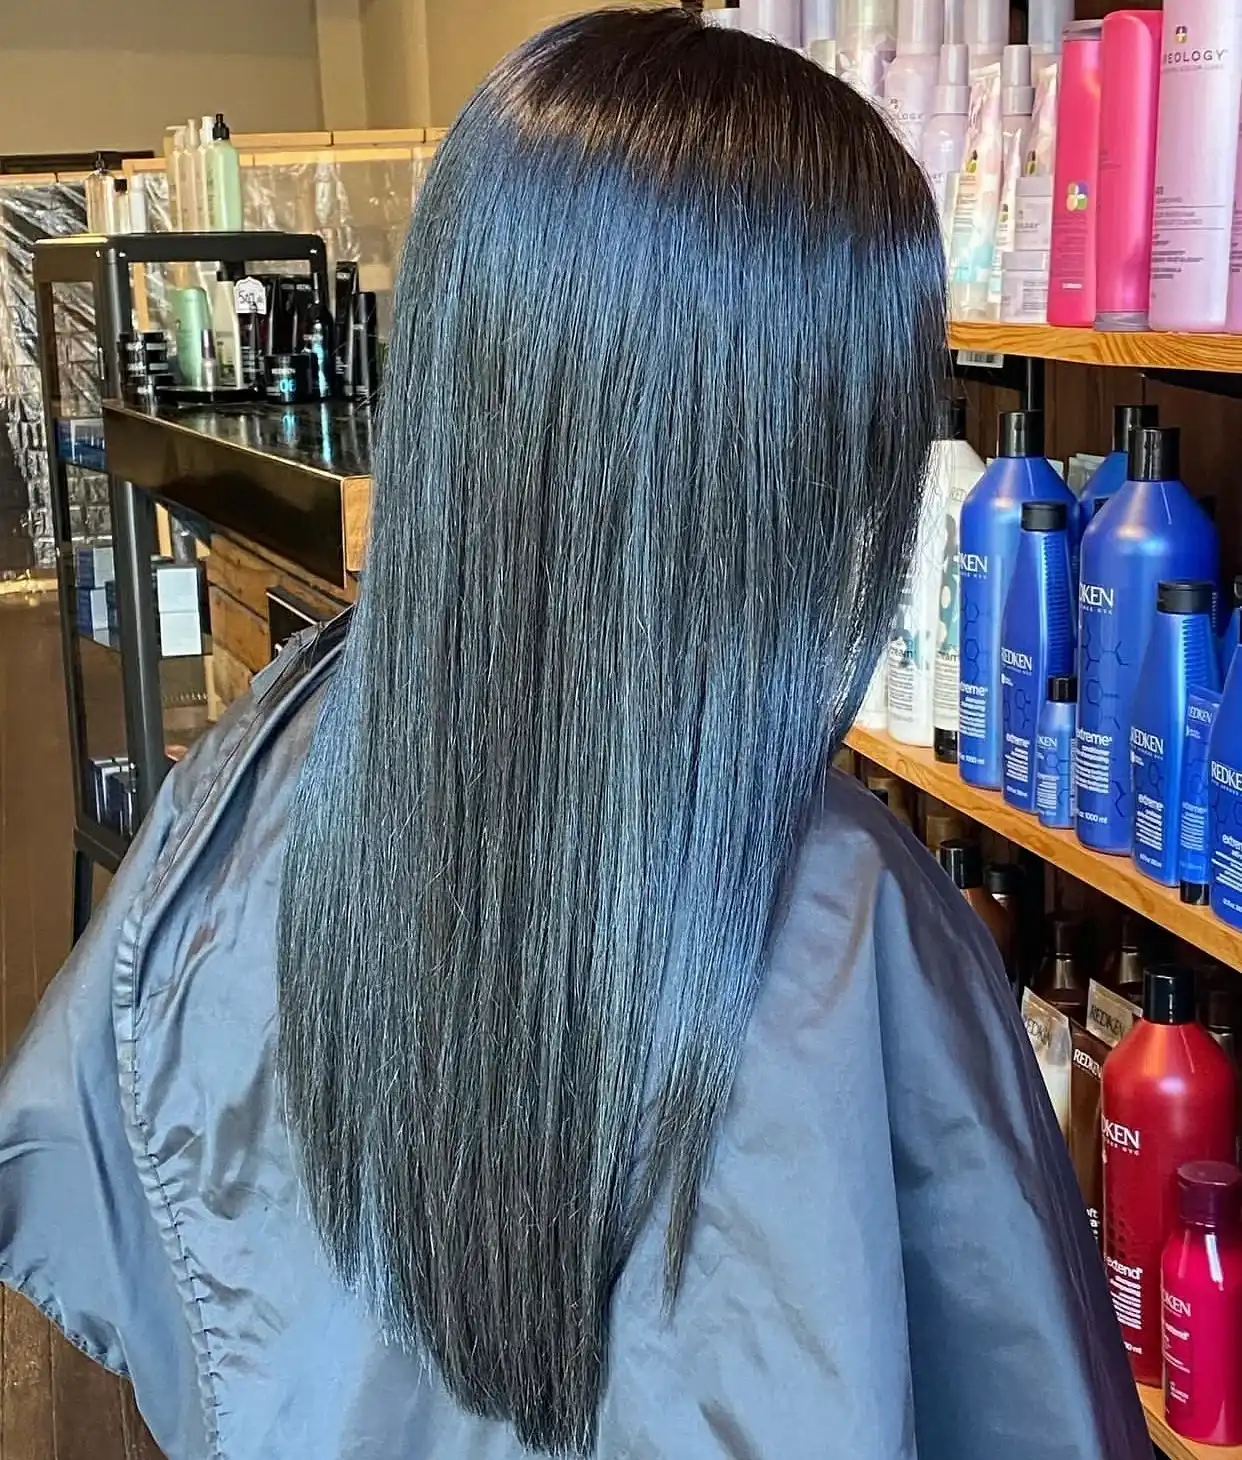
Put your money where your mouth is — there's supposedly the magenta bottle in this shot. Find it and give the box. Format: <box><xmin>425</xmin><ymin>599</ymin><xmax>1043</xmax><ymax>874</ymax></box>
<box><xmin>1095</xmin><ymin>10</ymin><xmax>1163</xmax><ymax>331</ymax></box>
<box><xmin>1161</xmin><ymin>1162</ymin><xmax>1242</xmax><ymax>1446</ymax></box>
<box><xmin>1048</xmin><ymin>21</ymin><xmax>1103</xmax><ymax>328</ymax></box>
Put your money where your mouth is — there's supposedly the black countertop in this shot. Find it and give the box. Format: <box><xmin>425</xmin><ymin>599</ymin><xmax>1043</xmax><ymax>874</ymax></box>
<box><xmin>102</xmin><ymin>400</ymin><xmax>374</xmax><ymax>588</ymax></box>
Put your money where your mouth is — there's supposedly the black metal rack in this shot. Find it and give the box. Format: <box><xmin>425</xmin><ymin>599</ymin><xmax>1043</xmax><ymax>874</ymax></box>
<box><xmin>33</xmin><ymin>232</ymin><xmax>330</xmax><ymax>939</ymax></box>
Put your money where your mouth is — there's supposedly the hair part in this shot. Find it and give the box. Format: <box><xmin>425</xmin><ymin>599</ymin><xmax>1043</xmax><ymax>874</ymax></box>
<box><xmin>278</xmin><ymin>9</ymin><xmax>944</xmax><ymax>1454</ymax></box>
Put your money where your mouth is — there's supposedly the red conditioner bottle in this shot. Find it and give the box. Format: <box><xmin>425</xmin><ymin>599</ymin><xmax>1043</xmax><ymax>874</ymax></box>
<box><xmin>1101</xmin><ymin>966</ymin><xmax>1237</xmax><ymax>1386</ymax></box>
<box><xmin>1162</xmin><ymin>1161</ymin><xmax>1242</xmax><ymax>1446</ymax></box>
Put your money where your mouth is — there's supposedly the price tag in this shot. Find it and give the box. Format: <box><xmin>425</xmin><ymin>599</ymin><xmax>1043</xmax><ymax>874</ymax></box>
<box><xmin>955</xmin><ymin>350</ymin><xmax>1005</xmax><ymax>369</ymax></box>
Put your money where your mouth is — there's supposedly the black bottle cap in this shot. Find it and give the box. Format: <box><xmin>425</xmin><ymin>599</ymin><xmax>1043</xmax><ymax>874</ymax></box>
<box><xmin>939</xmin><ymin>839</ymin><xmax>982</xmax><ymax>889</ymax></box>
<box><xmin>213</xmin><ymin>113</ymin><xmax>230</xmax><ymax>141</ymax></box>
<box><xmin>1021</xmin><ymin>499</ymin><xmax>1067</xmax><ymax>532</ymax></box>
<box><xmin>1144</xmin><ymin>965</ymin><xmax>1197</xmax><ymax>1024</ymax></box>
<box><xmin>937</xmin><ymin>397</ymin><xmax>968</xmax><ymax>441</ymax></box>
<box><xmin>1129</xmin><ymin>426</ymin><xmax>1180</xmax><ymax>483</ymax></box>
<box><xmin>1157</xmin><ymin>579</ymin><xmax>1214</xmax><ymax>616</ymax></box>
<box><xmin>934</xmin><ymin>727</ymin><xmax>959</xmax><ymax>764</ymax></box>
<box><xmin>1233</xmin><ymin>574</ymin><xmax>1242</xmax><ymax>608</ymax></box>
<box><xmin>998</xmin><ymin>410</ymin><xmax>1045</xmax><ymax>459</ymax></box>
<box><xmin>984</xmin><ymin>862</ymin><xmax>1021</xmax><ymax>895</ymax></box>
<box><xmin>1181</xmin><ymin>881</ymin><xmax>1212</xmax><ymax>906</ymax></box>
<box><xmin>1112</xmin><ymin>403</ymin><xmax>1158</xmax><ymax>454</ymax></box>
<box><xmin>1047</xmin><ymin>674</ymin><xmax>1077</xmax><ymax>702</ymax></box>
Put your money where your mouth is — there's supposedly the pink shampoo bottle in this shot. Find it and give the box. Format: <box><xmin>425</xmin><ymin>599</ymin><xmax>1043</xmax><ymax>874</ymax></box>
<box><xmin>1150</xmin><ymin>1</ymin><xmax>1242</xmax><ymax>332</ymax></box>
<box><xmin>1047</xmin><ymin>21</ymin><xmax>1103</xmax><ymax>328</ymax></box>
<box><xmin>1161</xmin><ymin>1161</ymin><xmax>1242</xmax><ymax>1446</ymax></box>
<box><xmin>1095</xmin><ymin>11</ymin><xmax>1163</xmax><ymax>331</ymax></box>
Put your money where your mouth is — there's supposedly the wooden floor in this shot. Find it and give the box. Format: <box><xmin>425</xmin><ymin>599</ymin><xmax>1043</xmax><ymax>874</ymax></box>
<box><xmin>0</xmin><ymin>595</ymin><xmax>162</xmax><ymax>1458</ymax></box>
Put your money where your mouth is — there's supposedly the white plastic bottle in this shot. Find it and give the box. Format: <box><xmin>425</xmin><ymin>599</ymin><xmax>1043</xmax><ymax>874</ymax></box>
<box><xmin>922</xmin><ymin>42</ymin><xmax>970</xmax><ymax>227</ymax></box>
<box><xmin>883</xmin><ymin>0</ymin><xmax>944</xmax><ymax>155</ymax></box>
<box><xmin>198</xmin><ymin>115</ymin><xmax>216</xmax><ymax>229</ymax></box>
<box><xmin>986</xmin><ymin>44</ymin><xmax>1035</xmax><ymax>317</ymax></box>
<box><xmin>177</xmin><ymin>119</ymin><xmax>203</xmax><ymax>231</ymax></box>
<box><xmin>838</xmin><ymin>0</ymin><xmax>897</xmax><ymax>98</ymax></box>
<box><xmin>965</xmin><ymin>0</ymin><xmax>1006</xmax><ymax>68</ymax></box>
<box><xmin>1027</xmin><ymin>0</ymin><xmax>1072</xmax><ymax>73</ymax></box>
<box><xmin>803</xmin><ymin>0</ymin><xmax>838</xmax><ymax>71</ymax></box>
<box><xmin>738</xmin><ymin>0</ymin><xmax>801</xmax><ymax>44</ymax></box>
<box><xmin>891</xmin><ymin>397</ymin><xmax>984</xmax><ymax>746</ymax></box>
<box><xmin>931</xmin><ymin>399</ymin><xmax>987</xmax><ymax>761</ymax></box>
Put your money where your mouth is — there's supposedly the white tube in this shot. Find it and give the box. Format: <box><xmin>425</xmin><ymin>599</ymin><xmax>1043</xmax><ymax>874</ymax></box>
<box><xmin>738</xmin><ymin>0</ymin><xmax>802</xmax><ymax>45</ymax></box>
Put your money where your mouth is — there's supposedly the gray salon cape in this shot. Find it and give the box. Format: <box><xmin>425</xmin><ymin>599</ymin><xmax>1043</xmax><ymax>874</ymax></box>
<box><xmin>0</xmin><ymin>614</ymin><xmax>1148</xmax><ymax>1459</ymax></box>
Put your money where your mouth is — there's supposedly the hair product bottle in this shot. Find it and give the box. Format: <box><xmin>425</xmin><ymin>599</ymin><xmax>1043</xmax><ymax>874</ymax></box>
<box><xmin>1079</xmin><ymin>404</ymin><xmax>1158</xmax><ymax>521</ymax></box>
<box><xmin>1150</xmin><ymin>1</ymin><xmax>1242</xmax><ymax>331</ymax></box>
<box><xmin>837</xmin><ymin>0</ymin><xmax>897</xmax><ymax>96</ymax></box>
<box><xmin>1027</xmin><ymin>0</ymin><xmax>1072</xmax><ymax>74</ymax></box>
<box><xmin>983</xmin><ymin>861</ymin><xmax>1020</xmax><ymax>983</ymax></box>
<box><xmin>1036</xmin><ymin>674</ymin><xmax>1077</xmax><ymax>829</ymax></box>
<box><xmin>931</xmin><ymin>399</ymin><xmax>986</xmax><ymax>763</ymax></box>
<box><xmin>986</xmin><ymin>45</ymin><xmax>1036</xmax><ymax>319</ymax></box>
<box><xmin>738</xmin><ymin>0</ymin><xmax>802</xmax><ymax>44</ymax></box>
<box><xmin>1047</xmin><ymin>21</ymin><xmax>1103</xmax><ymax>327</ymax></box>
<box><xmin>939</xmin><ymin>839</ymin><xmax>1013</xmax><ymax>974</ymax></box>
<box><xmin>883</xmin><ymin>0</ymin><xmax>943</xmax><ymax>155</ymax></box>
<box><xmin>958</xmin><ymin>411</ymin><xmax>1079</xmax><ymax>789</ymax></box>
<box><xmin>1219</xmin><ymin>576</ymin><xmax>1242</xmax><ymax>679</ymax></box>
<box><xmin>204</xmin><ymin>114</ymin><xmax>243</xmax><ymax>232</ymax></box>
<box><xmin>802</xmin><ymin>0</ymin><xmax>838</xmax><ymax>69</ymax></box>
<box><xmin>1100</xmin><ymin>913</ymin><xmax>1148</xmax><ymax>1000</ymax></box>
<box><xmin>1130</xmin><ymin>582</ymin><xmax>1221</xmax><ymax>887</ymax></box>
<box><xmin>1209</xmin><ymin>649</ymin><xmax>1242</xmax><ymax>929</ymax></box>
<box><xmin>1076</xmin><ymin>428</ymin><xmax>1219</xmax><ymax>855</ymax></box>
<box><xmin>1000</xmin><ymin>501</ymin><xmax>1075</xmax><ymax>814</ymax></box>
<box><xmin>921</xmin><ymin>42</ymin><xmax>971</xmax><ymax>230</ymax></box>
<box><xmin>1180</xmin><ymin>687</ymin><xmax>1223</xmax><ymax>905</ymax></box>
<box><xmin>891</xmin><ymin>398</ymin><xmax>977</xmax><ymax>747</ymax></box>
<box><xmin>1034</xmin><ymin>915</ymin><xmax>1087</xmax><ymax>1023</ymax></box>
<box><xmin>1094</xmin><ymin>11</ymin><xmax>1163</xmax><ymax>331</ymax></box>
<box><xmin>1102</xmin><ymin>967</ymin><xmax>1238</xmax><ymax>1386</ymax></box>
<box><xmin>964</xmin><ymin>0</ymin><xmax>1005</xmax><ymax>67</ymax></box>
<box><xmin>1161</xmin><ymin>1161</ymin><xmax>1242</xmax><ymax>1445</ymax></box>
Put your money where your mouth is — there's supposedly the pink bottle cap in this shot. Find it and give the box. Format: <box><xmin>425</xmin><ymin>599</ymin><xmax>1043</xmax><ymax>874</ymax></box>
<box><xmin>1178</xmin><ymin>1162</ymin><xmax>1242</xmax><ymax>1229</ymax></box>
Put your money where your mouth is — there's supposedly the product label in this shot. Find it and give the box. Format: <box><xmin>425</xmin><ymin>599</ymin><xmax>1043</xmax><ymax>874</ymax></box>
<box><xmin>1076</xmin><ymin>580</ymin><xmax>1132</xmax><ymax>835</ymax></box>
<box><xmin>1036</xmin><ymin>727</ymin><xmax>1075</xmax><ymax>826</ymax></box>
<box><xmin>1211</xmin><ymin>756</ymin><xmax>1242</xmax><ymax>922</ymax></box>
<box><xmin>1131</xmin><ymin>725</ymin><xmax>1171</xmax><ymax>872</ymax></box>
<box><xmin>1106</xmin><ymin>1252</ymin><xmax>1145</xmax><ymax>1336</ymax></box>
<box><xmin>1162</xmin><ymin>1284</ymin><xmax>1194</xmax><ymax>1411</ymax></box>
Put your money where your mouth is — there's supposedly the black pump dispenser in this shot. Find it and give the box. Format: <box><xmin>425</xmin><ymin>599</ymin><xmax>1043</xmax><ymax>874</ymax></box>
<box><xmin>1129</xmin><ymin>426</ymin><xmax>1180</xmax><ymax>483</ymax></box>
<box><xmin>998</xmin><ymin>410</ymin><xmax>1044</xmax><ymax>459</ymax></box>
<box><xmin>1112</xmin><ymin>403</ymin><xmax>1158</xmax><ymax>454</ymax></box>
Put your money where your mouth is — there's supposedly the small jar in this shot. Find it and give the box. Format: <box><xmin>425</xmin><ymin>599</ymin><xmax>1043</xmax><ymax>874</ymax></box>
<box><xmin>1161</xmin><ymin>1161</ymin><xmax>1242</xmax><ymax>1446</ymax></box>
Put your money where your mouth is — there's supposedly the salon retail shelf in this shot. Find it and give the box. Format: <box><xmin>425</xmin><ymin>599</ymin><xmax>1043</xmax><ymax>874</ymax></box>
<box><xmin>949</xmin><ymin>321</ymin><xmax>1242</xmax><ymax>372</ymax></box>
<box><xmin>1138</xmin><ymin>1384</ymin><xmax>1242</xmax><ymax>1460</ymax></box>
<box><xmin>844</xmin><ymin>726</ymin><xmax>1242</xmax><ymax>975</ymax></box>
<box><xmin>101</xmin><ymin>401</ymin><xmax>373</xmax><ymax>591</ymax></box>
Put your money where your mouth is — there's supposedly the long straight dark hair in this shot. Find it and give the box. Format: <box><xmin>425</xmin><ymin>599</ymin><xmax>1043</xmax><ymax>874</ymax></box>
<box><xmin>278</xmin><ymin>8</ymin><xmax>943</xmax><ymax>1453</ymax></box>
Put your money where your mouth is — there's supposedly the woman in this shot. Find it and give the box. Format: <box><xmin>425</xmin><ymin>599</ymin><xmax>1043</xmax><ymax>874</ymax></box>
<box><xmin>0</xmin><ymin>10</ymin><xmax>1144</xmax><ymax>1458</ymax></box>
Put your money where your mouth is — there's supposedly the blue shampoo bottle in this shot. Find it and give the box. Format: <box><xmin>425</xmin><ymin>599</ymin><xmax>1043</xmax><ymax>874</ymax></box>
<box><xmin>1037</xmin><ymin>675</ymin><xmax>1078</xmax><ymax>829</ymax></box>
<box><xmin>1001</xmin><ymin>500</ymin><xmax>1076</xmax><ymax>813</ymax></box>
<box><xmin>1217</xmin><ymin>575</ymin><xmax>1242</xmax><ymax>679</ymax></box>
<box><xmin>1129</xmin><ymin>581</ymin><xmax>1221</xmax><ymax>886</ymax></box>
<box><xmin>1076</xmin><ymin>428</ymin><xmax>1219</xmax><ymax>855</ymax></box>
<box><xmin>1179</xmin><ymin>686</ymin><xmax>1223</xmax><ymax>906</ymax></box>
<box><xmin>1209</xmin><ymin>648</ymin><xmax>1242</xmax><ymax>929</ymax></box>
<box><xmin>958</xmin><ymin>411</ymin><xmax>1080</xmax><ymax>790</ymax></box>
<box><xmin>1079</xmin><ymin>403</ymin><xmax>1158</xmax><ymax>522</ymax></box>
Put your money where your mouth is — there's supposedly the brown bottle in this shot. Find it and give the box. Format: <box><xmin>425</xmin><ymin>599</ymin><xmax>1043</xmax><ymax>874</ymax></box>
<box><xmin>865</xmin><ymin>771</ymin><xmax>913</xmax><ymax>830</ymax></box>
<box><xmin>1100</xmin><ymin>911</ymin><xmax>1146</xmax><ymax>997</ymax></box>
<box><xmin>924</xmin><ymin>800</ymin><xmax>966</xmax><ymax>859</ymax></box>
<box><xmin>983</xmin><ymin>862</ymin><xmax>1021</xmax><ymax>983</ymax></box>
<box><xmin>939</xmin><ymin>840</ymin><xmax>1013</xmax><ymax>980</ymax></box>
<box><xmin>1034</xmin><ymin>915</ymin><xmax>1087</xmax><ymax>1024</ymax></box>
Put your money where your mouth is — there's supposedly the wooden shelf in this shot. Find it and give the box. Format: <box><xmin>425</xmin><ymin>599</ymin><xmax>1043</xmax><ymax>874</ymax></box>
<box><xmin>844</xmin><ymin>726</ymin><xmax>1242</xmax><ymax>974</ymax></box>
<box><xmin>1139</xmin><ymin>1384</ymin><xmax>1242</xmax><ymax>1460</ymax></box>
<box><xmin>949</xmin><ymin>321</ymin><xmax>1242</xmax><ymax>373</ymax></box>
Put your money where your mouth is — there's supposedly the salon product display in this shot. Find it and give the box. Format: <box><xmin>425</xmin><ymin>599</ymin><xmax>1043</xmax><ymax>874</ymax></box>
<box><xmin>1047</xmin><ymin>22</ymin><xmax>1102</xmax><ymax>328</ymax></box>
